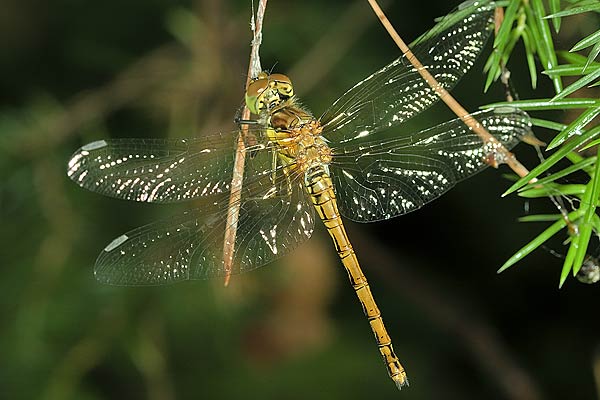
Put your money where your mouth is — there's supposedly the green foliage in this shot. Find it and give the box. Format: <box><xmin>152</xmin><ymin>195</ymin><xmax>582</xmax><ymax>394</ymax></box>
<box><xmin>3</xmin><ymin>2</ymin><xmax>600</xmax><ymax>399</ymax></box>
<box><xmin>485</xmin><ymin>0</ymin><xmax>563</xmax><ymax>91</ymax></box>
<box><xmin>487</xmin><ymin>0</ymin><xmax>600</xmax><ymax>286</ymax></box>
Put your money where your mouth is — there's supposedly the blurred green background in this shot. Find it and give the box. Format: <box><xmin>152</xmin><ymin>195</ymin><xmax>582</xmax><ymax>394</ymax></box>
<box><xmin>1</xmin><ymin>0</ymin><xmax>599</xmax><ymax>399</ymax></box>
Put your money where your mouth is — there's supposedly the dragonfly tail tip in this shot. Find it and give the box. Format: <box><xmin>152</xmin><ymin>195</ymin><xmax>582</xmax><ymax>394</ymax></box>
<box><xmin>393</xmin><ymin>375</ymin><xmax>409</xmax><ymax>390</ymax></box>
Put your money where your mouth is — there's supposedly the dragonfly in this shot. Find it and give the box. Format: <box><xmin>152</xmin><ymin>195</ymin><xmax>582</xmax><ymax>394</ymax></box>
<box><xmin>67</xmin><ymin>2</ymin><xmax>532</xmax><ymax>389</ymax></box>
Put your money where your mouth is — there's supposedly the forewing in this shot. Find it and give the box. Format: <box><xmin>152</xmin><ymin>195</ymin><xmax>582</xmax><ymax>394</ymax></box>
<box><xmin>67</xmin><ymin>131</ymin><xmax>270</xmax><ymax>203</ymax></box>
<box><xmin>94</xmin><ymin>167</ymin><xmax>315</xmax><ymax>285</ymax></box>
<box><xmin>330</xmin><ymin>108</ymin><xmax>531</xmax><ymax>222</ymax></box>
<box><xmin>320</xmin><ymin>3</ymin><xmax>495</xmax><ymax>143</ymax></box>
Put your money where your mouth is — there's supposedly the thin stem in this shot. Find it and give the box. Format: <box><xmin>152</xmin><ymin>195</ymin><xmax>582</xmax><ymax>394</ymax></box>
<box><xmin>222</xmin><ymin>0</ymin><xmax>268</xmax><ymax>286</ymax></box>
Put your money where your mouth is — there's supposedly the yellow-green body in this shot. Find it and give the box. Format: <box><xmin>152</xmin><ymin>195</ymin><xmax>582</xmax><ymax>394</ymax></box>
<box><xmin>247</xmin><ymin>73</ymin><xmax>408</xmax><ymax>388</ymax></box>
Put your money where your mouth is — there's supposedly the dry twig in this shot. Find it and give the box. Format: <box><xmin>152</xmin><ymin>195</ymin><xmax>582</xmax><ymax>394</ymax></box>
<box><xmin>222</xmin><ymin>0</ymin><xmax>268</xmax><ymax>286</ymax></box>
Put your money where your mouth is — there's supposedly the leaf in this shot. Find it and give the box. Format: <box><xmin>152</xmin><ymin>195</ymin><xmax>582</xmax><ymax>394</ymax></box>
<box><xmin>585</xmin><ymin>40</ymin><xmax>600</xmax><ymax>71</ymax></box>
<box><xmin>544</xmin><ymin>64</ymin><xmax>600</xmax><ymax>77</ymax></box>
<box><xmin>551</xmin><ymin>66</ymin><xmax>600</xmax><ymax>101</ymax></box>
<box><xmin>530</xmin><ymin>0</ymin><xmax>562</xmax><ymax>92</ymax></box>
<box><xmin>518</xmin><ymin>214</ymin><xmax>563</xmax><ymax>222</ymax></box>
<box><xmin>581</xmin><ymin>138</ymin><xmax>600</xmax><ymax>150</ymax></box>
<box><xmin>560</xmin><ymin>239</ymin><xmax>578</xmax><ymax>287</ymax></box>
<box><xmin>485</xmin><ymin>1</ymin><xmax>525</xmax><ymax>91</ymax></box>
<box><xmin>522</xmin><ymin>25</ymin><xmax>538</xmax><ymax>88</ymax></box>
<box><xmin>566</xmin><ymin>151</ymin><xmax>586</xmax><ymax>167</ymax></box>
<box><xmin>530</xmin><ymin>118</ymin><xmax>567</xmax><ymax>131</ymax></box>
<box><xmin>572</xmin><ymin>147</ymin><xmax>600</xmax><ymax>277</ymax></box>
<box><xmin>499</xmin><ymin>208</ymin><xmax>586</xmax><ymax>273</ymax></box>
<box><xmin>549</xmin><ymin>0</ymin><xmax>562</xmax><ymax>32</ymax></box>
<box><xmin>545</xmin><ymin>3</ymin><xmax>600</xmax><ymax>18</ymax></box>
<box><xmin>519</xmin><ymin>184</ymin><xmax>586</xmax><ymax>198</ymax></box>
<box><xmin>558</xmin><ymin>50</ymin><xmax>595</xmax><ymax>65</ymax></box>
<box><xmin>494</xmin><ymin>0</ymin><xmax>521</xmax><ymax>49</ymax></box>
<box><xmin>522</xmin><ymin>156</ymin><xmax>597</xmax><ymax>187</ymax></box>
<box><xmin>503</xmin><ymin>125</ymin><xmax>600</xmax><ymax>195</ymax></box>
<box><xmin>570</xmin><ymin>29</ymin><xmax>600</xmax><ymax>52</ymax></box>
<box><xmin>483</xmin><ymin>98</ymin><xmax>600</xmax><ymax>110</ymax></box>
<box><xmin>546</xmin><ymin>105</ymin><xmax>600</xmax><ymax>149</ymax></box>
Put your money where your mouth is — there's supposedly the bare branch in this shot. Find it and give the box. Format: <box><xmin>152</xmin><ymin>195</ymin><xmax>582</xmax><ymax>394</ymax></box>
<box><xmin>222</xmin><ymin>0</ymin><xmax>268</xmax><ymax>286</ymax></box>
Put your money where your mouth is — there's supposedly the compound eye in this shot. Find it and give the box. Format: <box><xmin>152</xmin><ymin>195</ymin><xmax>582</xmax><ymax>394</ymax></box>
<box><xmin>246</xmin><ymin>78</ymin><xmax>268</xmax><ymax>98</ymax></box>
<box><xmin>269</xmin><ymin>73</ymin><xmax>292</xmax><ymax>85</ymax></box>
<box><xmin>245</xmin><ymin>78</ymin><xmax>269</xmax><ymax>114</ymax></box>
<box><xmin>269</xmin><ymin>73</ymin><xmax>294</xmax><ymax>97</ymax></box>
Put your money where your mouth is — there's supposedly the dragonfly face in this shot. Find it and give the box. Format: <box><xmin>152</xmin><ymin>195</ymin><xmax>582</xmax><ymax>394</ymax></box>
<box><xmin>245</xmin><ymin>72</ymin><xmax>294</xmax><ymax>114</ymax></box>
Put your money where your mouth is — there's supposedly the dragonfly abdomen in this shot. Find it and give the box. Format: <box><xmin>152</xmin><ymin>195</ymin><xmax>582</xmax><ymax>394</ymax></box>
<box><xmin>305</xmin><ymin>169</ymin><xmax>408</xmax><ymax>388</ymax></box>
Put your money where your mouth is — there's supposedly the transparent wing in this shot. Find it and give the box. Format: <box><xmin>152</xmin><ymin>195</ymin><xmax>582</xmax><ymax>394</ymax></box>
<box><xmin>320</xmin><ymin>2</ymin><xmax>495</xmax><ymax>144</ymax></box>
<box><xmin>329</xmin><ymin>108</ymin><xmax>531</xmax><ymax>222</ymax></box>
<box><xmin>94</xmin><ymin>166</ymin><xmax>315</xmax><ymax>285</ymax></box>
<box><xmin>67</xmin><ymin>131</ymin><xmax>270</xmax><ymax>203</ymax></box>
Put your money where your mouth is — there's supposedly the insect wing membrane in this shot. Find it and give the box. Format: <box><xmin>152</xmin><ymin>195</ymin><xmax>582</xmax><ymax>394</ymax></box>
<box><xmin>67</xmin><ymin>131</ymin><xmax>269</xmax><ymax>203</ymax></box>
<box><xmin>320</xmin><ymin>2</ymin><xmax>495</xmax><ymax>144</ymax></box>
<box><xmin>330</xmin><ymin>108</ymin><xmax>532</xmax><ymax>222</ymax></box>
<box><xmin>94</xmin><ymin>164</ymin><xmax>316</xmax><ymax>285</ymax></box>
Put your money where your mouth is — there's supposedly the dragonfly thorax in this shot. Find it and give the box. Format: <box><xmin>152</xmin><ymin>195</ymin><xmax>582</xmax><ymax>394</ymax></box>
<box><xmin>267</xmin><ymin>110</ymin><xmax>332</xmax><ymax>174</ymax></box>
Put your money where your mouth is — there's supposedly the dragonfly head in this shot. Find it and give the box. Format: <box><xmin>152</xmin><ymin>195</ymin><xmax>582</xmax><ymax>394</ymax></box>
<box><xmin>245</xmin><ymin>72</ymin><xmax>294</xmax><ymax>114</ymax></box>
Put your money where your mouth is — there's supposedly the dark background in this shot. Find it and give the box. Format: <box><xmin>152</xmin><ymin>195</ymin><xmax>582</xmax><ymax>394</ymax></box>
<box><xmin>1</xmin><ymin>1</ymin><xmax>598</xmax><ymax>399</ymax></box>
